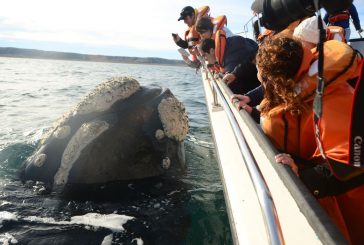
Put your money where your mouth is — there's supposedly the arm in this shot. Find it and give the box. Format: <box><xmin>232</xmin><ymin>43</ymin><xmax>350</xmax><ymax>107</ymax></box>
<box><xmin>229</xmin><ymin>85</ymin><xmax>263</xmax><ymax>112</ymax></box>
<box><xmin>250</xmin><ymin>107</ymin><xmax>261</xmax><ymax>123</ymax></box>
<box><xmin>350</xmin><ymin>4</ymin><xmax>362</xmax><ymax>31</ymax></box>
<box><xmin>231</xmin><ymin>61</ymin><xmax>258</xmax><ymax>80</ymax></box>
<box><xmin>176</xmin><ymin>39</ymin><xmax>188</xmax><ymax>49</ymax></box>
<box><xmin>245</xmin><ymin>85</ymin><xmax>264</xmax><ymax>106</ymax></box>
<box><xmin>323</xmin><ymin>13</ymin><xmax>329</xmax><ymax>24</ymax></box>
<box><xmin>173</xmin><ymin>32</ymin><xmax>189</xmax><ymax>49</ymax></box>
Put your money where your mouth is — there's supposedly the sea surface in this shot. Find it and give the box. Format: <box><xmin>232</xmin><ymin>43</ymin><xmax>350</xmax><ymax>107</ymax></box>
<box><xmin>0</xmin><ymin>57</ymin><xmax>232</xmax><ymax>244</ymax></box>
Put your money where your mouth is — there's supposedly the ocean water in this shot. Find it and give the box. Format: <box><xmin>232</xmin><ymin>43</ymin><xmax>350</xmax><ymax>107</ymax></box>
<box><xmin>0</xmin><ymin>57</ymin><xmax>232</xmax><ymax>244</ymax></box>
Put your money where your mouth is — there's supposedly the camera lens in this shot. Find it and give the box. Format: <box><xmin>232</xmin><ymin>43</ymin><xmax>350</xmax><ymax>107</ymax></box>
<box><xmin>259</xmin><ymin>0</ymin><xmax>353</xmax><ymax>31</ymax></box>
<box><xmin>262</xmin><ymin>0</ymin><xmax>315</xmax><ymax>31</ymax></box>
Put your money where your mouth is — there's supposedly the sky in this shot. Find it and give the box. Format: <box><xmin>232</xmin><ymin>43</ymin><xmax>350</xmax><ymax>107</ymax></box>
<box><xmin>0</xmin><ymin>0</ymin><xmax>364</xmax><ymax>60</ymax></box>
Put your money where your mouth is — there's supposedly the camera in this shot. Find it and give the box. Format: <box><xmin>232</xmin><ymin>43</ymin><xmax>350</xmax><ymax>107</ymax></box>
<box><xmin>253</xmin><ymin>0</ymin><xmax>353</xmax><ymax>31</ymax></box>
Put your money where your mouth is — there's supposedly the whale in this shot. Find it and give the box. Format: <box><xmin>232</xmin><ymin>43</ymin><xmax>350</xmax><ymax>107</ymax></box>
<box><xmin>20</xmin><ymin>77</ymin><xmax>189</xmax><ymax>191</ymax></box>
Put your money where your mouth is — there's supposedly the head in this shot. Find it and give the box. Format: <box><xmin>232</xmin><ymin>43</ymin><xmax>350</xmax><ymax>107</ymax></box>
<box><xmin>199</xmin><ymin>38</ymin><xmax>216</xmax><ymax>64</ymax></box>
<box><xmin>256</xmin><ymin>35</ymin><xmax>304</xmax><ymax>116</ymax></box>
<box><xmin>196</xmin><ymin>16</ymin><xmax>214</xmax><ymax>39</ymax></box>
<box><xmin>178</xmin><ymin>6</ymin><xmax>195</xmax><ymax>27</ymax></box>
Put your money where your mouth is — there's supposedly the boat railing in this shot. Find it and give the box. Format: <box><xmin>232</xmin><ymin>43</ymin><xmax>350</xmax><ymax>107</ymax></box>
<box><xmin>200</xmin><ymin>61</ymin><xmax>348</xmax><ymax>244</ymax></box>
<box><xmin>236</xmin><ymin>15</ymin><xmax>261</xmax><ymax>38</ymax></box>
<box><xmin>200</xmin><ymin>61</ymin><xmax>284</xmax><ymax>245</ymax></box>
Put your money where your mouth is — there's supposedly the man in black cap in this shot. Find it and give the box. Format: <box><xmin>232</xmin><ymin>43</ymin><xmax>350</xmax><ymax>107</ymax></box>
<box><xmin>172</xmin><ymin>6</ymin><xmax>210</xmax><ymax>68</ymax></box>
<box><xmin>173</xmin><ymin>6</ymin><xmax>198</xmax><ymax>48</ymax></box>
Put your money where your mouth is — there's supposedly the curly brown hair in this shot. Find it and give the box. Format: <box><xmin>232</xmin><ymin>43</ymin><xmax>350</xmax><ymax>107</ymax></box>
<box><xmin>256</xmin><ymin>35</ymin><xmax>304</xmax><ymax>116</ymax></box>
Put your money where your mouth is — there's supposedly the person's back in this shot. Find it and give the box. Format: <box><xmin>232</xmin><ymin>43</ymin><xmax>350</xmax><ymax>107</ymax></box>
<box><xmin>222</xmin><ymin>36</ymin><xmax>260</xmax><ymax>93</ymax></box>
<box><xmin>324</xmin><ymin>4</ymin><xmax>363</xmax><ymax>40</ymax></box>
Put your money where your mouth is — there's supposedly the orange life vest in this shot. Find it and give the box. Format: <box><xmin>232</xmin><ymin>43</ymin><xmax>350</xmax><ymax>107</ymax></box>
<box><xmin>212</xmin><ymin>15</ymin><xmax>227</xmax><ymax>35</ymax></box>
<box><xmin>214</xmin><ymin>29</ymin><xmax>227</xmax><ymax>71</ymax></box>
<box><xmin>326</xmin><ymin>26</ymin><xmax>346</xmax><ymax>42</ymax></box>
<box><xmin>184</xmin><ymin>6</ymin><xmax>210</xmax><ymax>58</ymax></box>
<box><xmin>328</xmin><ymin>10</ymin><xmax>350</xmax><ymax>24</ymax></box>
<box><xmin>205</xmin><ymin>30</ymin><xmax>227</xmax><ymax>73</ymax></box>
<box><xmin>261</xmin><ymin>41</ymin><xmax>364</xmax><ymax>243</ymax></box>
<box><xmin>261</xmin><ymin>41</ymin><xmax>362</xmax><ymax>177</ymax></box>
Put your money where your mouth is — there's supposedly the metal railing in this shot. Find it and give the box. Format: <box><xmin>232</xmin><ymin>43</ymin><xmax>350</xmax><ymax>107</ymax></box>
<box><xmin>201</xmin><ymin>61</ymin><xmax>285</xmax><ymax>245</ymax></box>
<box><xmin>236</xmin><ymin>15</ymin><xmax>261</xmax><ymax>38</ymax></box>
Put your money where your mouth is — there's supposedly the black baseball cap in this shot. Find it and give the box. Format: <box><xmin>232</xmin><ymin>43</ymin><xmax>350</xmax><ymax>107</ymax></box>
<box><xmin>178</xmin><ymin>6</ymin><xmax>194</xmax><ymax>21</ymax></box>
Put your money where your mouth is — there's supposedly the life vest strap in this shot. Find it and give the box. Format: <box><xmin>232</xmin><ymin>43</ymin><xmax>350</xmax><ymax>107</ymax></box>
<box><xmin>313</xmin><ymin>52</ymin><xmax>363</xmax><ymax>179</ymax></box>
<box><xmin>312</xmin><ymin>20</ymin><xmax>364</xmax><ymax>180</ymax></box>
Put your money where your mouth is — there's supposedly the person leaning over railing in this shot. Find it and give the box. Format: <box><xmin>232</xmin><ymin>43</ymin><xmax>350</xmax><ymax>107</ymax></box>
<box><xmin>195</xmin><ymin>16</ymin><xmax>234</xmax><ymax>41</ymax></box>
<box><xmin>231</xmin><ymin>15</ymin><xmax>347</xmax><ymax>121</ymax></box>
<box><xmin>255</xmin><ymin>35</ymin><xmax>364</xmax><ymax>245</ymax></box>
<box><xmin>324</xmin><ymin>2</ymin><xmax>363</xmax><ymax>41</ymax></box>
<box><xmin>197</xmin><ymin>24</ymin><xmax>260</xmax><ymax>94</ymax></box>
<box><xmin>172</xmin><ymin>6</ymin><xmax>210</xmax><ymax>68</ymax></box>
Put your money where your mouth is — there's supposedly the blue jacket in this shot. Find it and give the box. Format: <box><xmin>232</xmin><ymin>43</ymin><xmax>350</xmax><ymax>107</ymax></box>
<box><xmin>222</xmin><ymin>35</ymin><xmax>260</xmax><ymax>94</ymax></box>
<box><xmin>324</xmin><ymin>4</ymin><xmax>361</xmax><ymax>30</ymax></box>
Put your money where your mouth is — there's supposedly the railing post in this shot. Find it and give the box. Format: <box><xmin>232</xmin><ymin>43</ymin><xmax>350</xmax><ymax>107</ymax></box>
<box><xmin>212</xmin><ymin>84</ymin><xmax>219</xmax><ymax>107</ymax></box>
<box><xmin>204</xmin><ymin>68</ymin><xmax>220</xmax><ymax>108</ymax></box>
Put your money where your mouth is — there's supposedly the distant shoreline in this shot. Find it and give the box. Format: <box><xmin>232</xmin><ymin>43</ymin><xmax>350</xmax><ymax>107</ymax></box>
<box><xmin>0</xmin><ymin>47</ymin><xmax>185</xmax><ymax>67</ymax></box>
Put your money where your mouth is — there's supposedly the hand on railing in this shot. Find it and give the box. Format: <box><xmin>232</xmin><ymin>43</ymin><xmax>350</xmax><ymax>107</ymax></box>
<box><xmin>275</xmin><ymin>153</ymin><xmax>299</xmax><ymax>176</ymax></box>
<box><xmin>222</xmin><ymin>73</ymin><xmax>236</xmax><ymax>85</ymax></box>
<box><xmin>230</xmin><ymin>94</ymin><xmax>253</xmax><ymax>113</ymax></box>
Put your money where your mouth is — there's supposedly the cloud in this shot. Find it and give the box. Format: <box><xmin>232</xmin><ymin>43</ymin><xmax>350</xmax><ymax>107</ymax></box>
<box><xmin>1</xmin><ymin>0</ymin><xmax>362</xmax><ymax>58</ymax></box>
<box><xmin>0</xmin><ymin>0</ymin><xmax>254</xmax><ymax>54</ymax></box>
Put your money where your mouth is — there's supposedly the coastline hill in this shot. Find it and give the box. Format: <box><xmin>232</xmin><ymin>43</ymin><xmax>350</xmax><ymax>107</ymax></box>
<box><xmin>0</xmin><ymin>47</ymin><xmax>184</xmax><ymax>66</ymax></box>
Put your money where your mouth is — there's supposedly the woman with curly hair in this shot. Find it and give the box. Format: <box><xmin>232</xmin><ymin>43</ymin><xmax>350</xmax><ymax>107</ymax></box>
<box><xmin>256</xmin><ymin>35</ymin><xmax>364</xmax><ymax>244</ymax></box>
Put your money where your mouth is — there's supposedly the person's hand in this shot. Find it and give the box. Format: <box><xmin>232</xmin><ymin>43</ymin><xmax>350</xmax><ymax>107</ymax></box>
<box><xmin>230</xmin><ymin>94</ymin><xmax>252</xmax><ymax>113</ymax></box>
<box><xmin>172</xmin><ymin>33</ymin><xmax>181</xmax><ymax>43</ymax></box>
<box><xmin>358</xmin><ymin>28</ymin><xmax>363</xmax><ymax>33</ymax></box>
<box><xmin>222</xmin><ymin>73</ymin><xmax>236</xmax><ymax>85</ymax></box>
<box><xmin>275</xmin><ymin>153</ymin><xmax>299</xmax><ymax>176</ymax></box>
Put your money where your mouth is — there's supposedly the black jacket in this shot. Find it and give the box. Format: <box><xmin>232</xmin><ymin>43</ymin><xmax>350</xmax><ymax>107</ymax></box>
<box><xmin>222</xmin><ymin>35</ymin><xmax>260</xmax><ymax>94</ymax></box>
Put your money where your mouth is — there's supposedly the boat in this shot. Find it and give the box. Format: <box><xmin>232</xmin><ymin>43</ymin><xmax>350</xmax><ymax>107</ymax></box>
<box><xmin>349</xmin><ymin>37</ymin><xmax>364</xmax><ymax>56</ymax></box>
<box><xmin>199</xmin><ymin>57</ymin><xmax>350</xmax><ymax>244</ymax></box>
